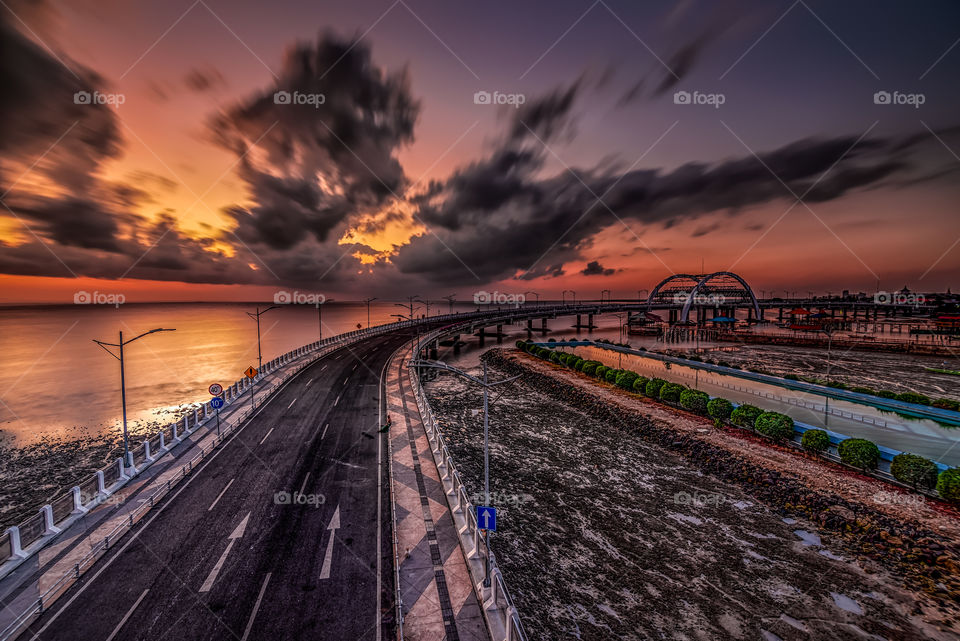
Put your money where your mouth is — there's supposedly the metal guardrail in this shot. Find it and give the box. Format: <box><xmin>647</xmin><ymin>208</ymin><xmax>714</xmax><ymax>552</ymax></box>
<box><xmin>406</xmin><ymin>330</ymin><xmax>527</xmax><ymax>641</ymax></box>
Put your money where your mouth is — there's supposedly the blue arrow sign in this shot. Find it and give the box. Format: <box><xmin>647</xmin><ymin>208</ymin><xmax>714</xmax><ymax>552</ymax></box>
<box><xmin>476</xmin><ymin>506</ymin><xmax>496</xmax><ymax>531</ymax></box>
<box><xmin>210</xmin><ymin>397</ymin><xmax>225</xmax><ymax>409</ymax></box>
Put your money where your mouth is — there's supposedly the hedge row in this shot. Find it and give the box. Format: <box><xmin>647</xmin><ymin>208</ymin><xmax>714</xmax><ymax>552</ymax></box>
<box><xmin>515</xmin><ymin>340</ymin><xmax>960</xmax><ymax>505</ymax></box>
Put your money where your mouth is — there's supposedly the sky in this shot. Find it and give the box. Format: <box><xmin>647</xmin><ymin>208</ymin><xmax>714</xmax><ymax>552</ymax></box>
<box><xmin>0</xmin><ymin>0</ymin><xmax>959</xmax><ymax>303</ymax></box>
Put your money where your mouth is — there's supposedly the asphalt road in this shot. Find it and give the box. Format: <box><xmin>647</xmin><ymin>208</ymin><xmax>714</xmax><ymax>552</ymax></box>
<box><xmin>24</xmin><ymin>329</ymin><xmax>418</xmax><ymax>641</ymax></box>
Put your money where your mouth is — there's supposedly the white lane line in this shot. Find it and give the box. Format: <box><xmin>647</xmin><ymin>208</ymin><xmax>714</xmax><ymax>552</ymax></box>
<box><xmin>352</xmin><ymin>363</ymin><xmax>358</xmax><ymax>372</ymax></box>
<box><xmin>287</xmin><ymin>397</ymin><xmax>297</xmax><ymax>409</ymax></box>
<box><xmin>241</xmin><ymin>573</ymin><xmax>272</xmax><ymax>641</ymax></box>
<box><xmin>320</xmin><ymin>364</ymin><xmax>327</xmax><ymax>371</ymax></box>
<box><xmin>200</xmin><ymin>513</ymin><xmax>250</xmax><ymax>593</ymax></box>
<box><xmin>305</xmin><ymin>379</ymin><xmax>313</xmax><ymax>389</ymax></box>
<box><xmin>207</xmin><ymin>478</ymin><xmax>235</xmax><ymax>511</ymax></box>
<box><xmin>298</xmin><ymin>472</ymin><xmax>311</xmax><ymax>497</ymax></box>
<box><xmin>318</xmin><ymin>506</ymin><xmax>341</xmax><ymax>580</ymax></box>
<box><xmin>333</xmin><ymin>393</ymin><xmax>341</xmax><ymax>407</ymax></box>
<box><xmin>259</xmin><ymin>427</ymin><xmax>274</xmax><ymax>445</ymax></box>
<box><xmin>344</xmin><ymin>375</ymin><xmax>350</xmax><ymax>386</ymax></box>
<box><xmin>321</xmin><ymin>424</ymin><xmax>329</xmax><ymax>439</ymax></box>
<box><xmin>105</xmin><ymin>589</ymin><xmax>149</xmax><ymax>641</ymax></box>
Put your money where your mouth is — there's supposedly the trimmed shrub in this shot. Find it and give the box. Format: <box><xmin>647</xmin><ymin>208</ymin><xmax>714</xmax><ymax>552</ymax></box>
<box><xmin>595</xmin><ymin>365</ymin><xmax>609</xmax><ymax>380</ymax></box>
<box><xmin>581</xmin><ymin>361</ymin><xmax>599</xmax><ymax>376</ymax></box>
<box><xmin>838</xmin><ymin>438</ymin><xmax>880</xmax><ymax>471</ymax></box>
<box><xmin>679</xmin><ymin>389</ymin><xmax>709</xmax><ymax>415</ymax></box>
<box><xmin>933</xmin><ymin>398</ymin><xmax>960</xmax><ymax>411</ymax></box>
<box><xmin>896</xmin><ymin>391</ymin><xmax>931</xmax><ymax>405</ymax></box>
<box><xmin>659</xmin><ymin>383</ymin><xmax>685</xmax><ymax>403</ymax></box>
<box><xmin>783</xmin><ymin>373</ymin><xmax>799</xmax><ymax>381</ymax></box>
<box><xmin>801</xmin><ymin>429</ymin><xmax>830</xmax><ymax>454</ymax></box>
<box><xmin>547</xmin><ymin>338</ymin><xmax>556</xmax><ymax>343</ymax></box>
<box><xmin>707</xmin><ymin>398</ymin><xmax>733</xmax><ymax>422</ymax></box>
<box><xmin>549</xmin><ymin>352</ymin><xmax>561</xmax><ymax>363</ymax></box>
<box><xmin>849</xmin><ymin>386</ymin><xmax>876</xmax><ymax>395</ymax></box>
<box><xmin>937</xmin><ymin>469</ymin><xmax>960</xmax><ymax>505</ymax></box>
<box><xmin>826</xmin><ymin>380</ymin><xmax>847</xmax><ymax>389</ymax></box>
<box><xmin>754</xmin><ymin>412</ymin><xmax>795</xmax><ymax>441</ymax></box>
<box><xmin>572</xmin><ymin>358</ymin><xmax>585</xmax><ymax>371</ymax></box>
<box><xmin>604</xmin><ymin>368</ymin><xmax>620</xmax><ymax>383</ymax></box>
<box><xmin>876</xmin><ymin>390</ymin><xmax>898</xmax><ymax>399</ymax></box>
<box><xmin>645</xmin><ymin>378</ymin><xmax>667</xmax><ymax>398</ymax></box>
<box><xmin>515</xmin><ymin>340</ymin><xmax>526</xmax><ymax>349</ymax></box>
<box><xmin>890</xmin><ymin>453</ymin><xmax>939</xmax><ymax>490</ymax></box>
<box><xmin>730</xmin><ymin>404</ymin><xmax>763</xmax><ymax>429</ymax></box>
<box><xmin>615</xmin><ymin>370</ymin><xmax>639</xmax><ymax>390</ymax></box>
<box><xmin>632</xmin><ymin>375</ymin><xmax>650</xmax><ymax>393</ymax></box>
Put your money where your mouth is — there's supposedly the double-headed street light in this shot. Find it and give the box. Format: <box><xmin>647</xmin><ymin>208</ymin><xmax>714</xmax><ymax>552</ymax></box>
<box><xmin>364</xmin><ymin>297</ymin><xmax>377</xmax><ymax>328</ymax></box>
<box><xmin>93</xmin><ymin>328</ymin><xmax>176</xmax><ymax>471</ymax></box>
<box><xmin>523</xmin><ymin>291</ymin><xmax>540</xmax><ymax>308</ymax></box>
<box><xmin>562</xmin><ymin>290</ymin><xmax>576</xmax><ymax>306</ymax></box>
<box><xmin>247</xmin><ymin>306</ymin><xmax>280</xmax><ymax>371</ymax></box>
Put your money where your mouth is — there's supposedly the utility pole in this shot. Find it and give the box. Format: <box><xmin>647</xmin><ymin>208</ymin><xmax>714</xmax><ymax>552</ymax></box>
<box><xmin>93</xmin><ymin>328</ymin><xmax>176</xmax><ymax>471</ymax></box>
<box><xmin>409</xmin><ymin>358</ymin><xmax>520</xmax><ymax>587</ymax></box>
<box><xmin>247</xmin><ymin>306</ymin><xmax>279</xmax><ymax>371</ymax></box>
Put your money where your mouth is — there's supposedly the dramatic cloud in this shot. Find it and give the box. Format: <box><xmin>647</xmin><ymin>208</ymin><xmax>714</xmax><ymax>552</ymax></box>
<box><xmin>581</xmin><ymin>261</ymin><xmax>616</xmax><ymax>276</ymax></box>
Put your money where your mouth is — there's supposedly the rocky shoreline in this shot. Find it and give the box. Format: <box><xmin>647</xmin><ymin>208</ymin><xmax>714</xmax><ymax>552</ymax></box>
<box><xmin>422</xmin><ymin>348</ymin><xmax>960</xmax><ymax>639</ymax></box>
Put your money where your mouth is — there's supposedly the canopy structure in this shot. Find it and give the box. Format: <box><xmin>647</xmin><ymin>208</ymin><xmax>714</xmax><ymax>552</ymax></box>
<box><xmin>709</xmin><ymin>316</ymin><xmax>737</xmax><ymax>322</ymax></box>
<box><xmin>789</xmin><ymin>308</ymin><xmax>811</xmax><ymax>315</ymax></box>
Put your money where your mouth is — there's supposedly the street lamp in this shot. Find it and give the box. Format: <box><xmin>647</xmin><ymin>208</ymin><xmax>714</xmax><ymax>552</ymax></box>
<box><xmin>638</xmin><ymin>289</ymin><xmax>649</xmax><ymax>303</ymax></box>
<box><xmin>410</xmin><ymin>358</ymin><xmax>520</xmax><ymax>587</ymax></box>
<box><xmin>523</xmin><ymin>291</ymin><xmax>540</xmax><ymax>308</ymax></box>
<box><xmin>443</xmin><ymin>294</ymin><xmax>456</xmax><ymax>314</ymax></box>
<box><xmin>93</xmin><ymin>328</ymin><xmax>176</xmax><ymax>471</ymax></box>
<box><xmin>247</xmin><ymin>306</ymin><xmax>280</xmax><ymax>371</ymax></box>
<box><xmin>562</xmin><ymin>290</ymin><xmax>576</xmax><ymax>306</ymax></box>
<box><xmin>601</xmin><ymin>289</ymin><xmax>611</xmax><ymax>304</ymax></box>
<box><xmin>315</xmin><ymin>298</ymin><xmax>333</xmax><ymax>340</ymax></box>
<box><xmin>364</xmin><ymin>297</ymin><xmax>377</xmax><ymax>328</ymax></box>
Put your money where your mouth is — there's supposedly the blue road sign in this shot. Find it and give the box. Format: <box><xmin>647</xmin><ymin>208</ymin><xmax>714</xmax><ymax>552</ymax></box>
<box><xmin>210</xmin><ymin>397</ymin><xmax>225</xmax><ymax>409</ymax></box>
<box><xmin>476</xmin><ymin>506</ymin><xmax>496</xmax><ymax>531</ymax></box>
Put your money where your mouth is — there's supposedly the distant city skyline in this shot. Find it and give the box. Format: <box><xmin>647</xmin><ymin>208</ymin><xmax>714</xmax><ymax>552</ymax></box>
<box><xmin>1</xmin><ymin>0</ymin><xmax>959</xmax><ymax>303</ymax></box>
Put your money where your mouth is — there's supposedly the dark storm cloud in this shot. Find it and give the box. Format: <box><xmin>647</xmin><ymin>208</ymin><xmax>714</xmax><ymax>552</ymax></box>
<box><xmin>581</xmin><ymin>261</ymin><xmax>616</xmax><ymax>276</ymax></box>
<box><xmin>210</xmin><ymin>32</ymin><xmax>420</xmax><ymax>251</ymax></box>
<box><xmin>183</xmin><ymin>66</ymin><xmax>225</xmax><ymax>92</ymax></box>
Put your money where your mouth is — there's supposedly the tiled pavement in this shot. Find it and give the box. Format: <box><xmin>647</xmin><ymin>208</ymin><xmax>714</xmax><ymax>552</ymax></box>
<box><xmin>386</xmin><ymin>344</ymin><xmax>489</xmax><ymax>641</ymax></box>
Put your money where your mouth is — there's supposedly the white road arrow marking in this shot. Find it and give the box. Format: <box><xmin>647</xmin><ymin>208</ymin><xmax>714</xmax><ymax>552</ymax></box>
<box><xmin>318</xmin><ymin>505</ymin><xmax>341</xmax><ymax>580</ymax></box>
<box><xmin>200</xmin><ymin>512</ymin><xmax>250</xmax><ymax>592</ymax></box>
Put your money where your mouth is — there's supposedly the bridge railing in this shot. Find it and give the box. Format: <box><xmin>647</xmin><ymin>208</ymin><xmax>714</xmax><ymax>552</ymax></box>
<box><xmin>406</xmin><ymin>328</ymin><xmax>528</xmax><ymax>641</ymax></box>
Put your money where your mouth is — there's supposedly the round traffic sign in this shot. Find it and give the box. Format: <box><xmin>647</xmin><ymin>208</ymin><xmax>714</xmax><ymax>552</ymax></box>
<box><xmin>210</xmin><ymin>397</ymin><xmax>225</xmax><ymax>409</ymax></box>
<box><xmin>208</xmin><ymin>383</ymin><xmax>223</xmax><ymax>396</ymax></box>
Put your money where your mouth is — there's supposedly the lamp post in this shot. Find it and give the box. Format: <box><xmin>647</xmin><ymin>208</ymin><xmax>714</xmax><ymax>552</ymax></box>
<box><xmin>523</xmin><ymin>291</ymin><xmax>540</xmax><ymax>308</ymax></box>
<box><xmin>315</xmin><ymin>298</ymin><xmax>332</xmax><ymax>341</ymax></box>
<box><xmin>246</xmin><ymin>306</ymin><xmax>280</xmax><ymax>371</ymax></box>
<box><xmin>364</xmin><ymin>297</ymin><xmax>377</xmax><ymax>328</ymax></box>
<box><xmin>93</xmin><ymin>328</ymin><xmax>176</xmax><ymax>471</ymax></box>
<box><xmin>638</xmin><ymin>289</ymin><xmax>649</xmax><ymax>303</ymax></box>
<box><xmin>562</xmin><ymin>290</ymin><xmax>576</xmax><ymax>306</ymax></box>
<box><xmin>410</xmin><ymin>358</ymin><xmax>520</xmax><ymax>587</ymax></box>
<box><xmin>601</xmin><ymin>289</ymin><xmax>611</xmax><ymax>304</ymax></box>
<box><xmin>443</xmin><ymin>294</ymin><xmax>456</xmax><ymax>314</ymax></box>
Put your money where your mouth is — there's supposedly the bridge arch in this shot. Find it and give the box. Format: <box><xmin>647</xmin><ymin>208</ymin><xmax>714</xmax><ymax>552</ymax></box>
<box><xmin>647</xmin><ymin>271</ymin><xmax>762</xmax><ymax>323</ymax></box>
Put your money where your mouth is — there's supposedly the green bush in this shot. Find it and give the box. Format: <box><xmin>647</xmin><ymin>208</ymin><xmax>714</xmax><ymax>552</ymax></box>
<box><xmin>615</xmin><ymin>370</ymin><xmax>639</xmax><ymax>390</ymax></box>
<box><xmin>659</xmin><ymin>383</ymin><xmax>685</xmax><ymax>403</ymax></box>
<box><xmin>933</xmin><ymin>398</ymin><xmax>960</xmax><ymax>411</ymax></box>
<box><xmin>826</xmin><ymin>380</ymin><xmax>847</xmax><ymax>390</ymax></box>
<box><xmin>549</xmin><ymin>352</ymin><xmax>561</xmax><ymax>363</ymax></box>
<box><xmin>572</xmin><ymin>358</ymin><xmax>585</xmax><ymax>371</ymax></box>
<box><xmin>849</xmin><ymin>386</ymin><xmax>876</xmax><ymax>395</ymax></box>
<box><xmin>580</xmin><ymin>361</ymin><xmax>598</xmax><ymax>376</ymax></box>
<box><xmin>679</xmin><ymin>389</ymin><xmax>709</xmax><ymax>415</ymax></box>
<box><xmin>515</xmin><ymin>340</ymin><xmax>526</xmax><ymax>349</ymax></box>
<box><xmin>605</xmin><ymin>368</ymin><xmax>621</xmax><ymax>383</ymax></box>
<box><xmin>536</xmin><ymin>347</ymin><xmax>550</xmax><ymax>359</ymax></box>
<box><xmin>644</xmin><ymin>378</ymin><xmax>666</xmax><ymax>398</ymax></box>
<box><xmin>801</xmin><ymin>429</ymin><xmax>830</xmax><ymax>454</ymax></box>
<box><xmin>754</xmin><ymin>412</ymin><xmax>795</xmax><ymax>441</ymax></box>
<box><xmin>896</xmin><ymin>391</ymin><xmax>931</xmax><ymax>405</ymax></box>
<box><xmin>838</xmin><ymin>438</ymin><xmax>880</xmax><ymax>470</ymax></box>
<box><xmin>890</xmin><ymin>454</ymin><xmax>939</xmax><ymax>490</ymax></box>
<box><xmin>937</xmin><ymin>469</ymin><xmax>960</xmax><ymax>505</ymax></box>
<box><xmin>707</xmin><ymin>398</ymin><xmax>733</xmax><ymax>422</ymax></box>
<box><xmin>632</xmin><ymin>375</ymin><xmax>650</xmax><ymax>393</ymax></box>
<box><xmin>730</xmin><ymin>404</ymin><xmax>763</xmax><ymax>428</ymax></box>
<box><xmin>876</xmin><ymin>390</ymin><xmax>898</xmax><ymax>399</ymax></box>
<box><xmin>783</xmin><ymin>373</ymin><xmax>799</xmax><ymax>381</ymax></box>
<box><xmin>595</xmin><ymin>365</ymin><xmax>609</xmax><ymax>380</ymax></box>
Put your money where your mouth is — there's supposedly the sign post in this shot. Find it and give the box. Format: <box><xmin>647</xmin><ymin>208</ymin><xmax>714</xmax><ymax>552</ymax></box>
<box><xmin>245</xmin><ymin>366</ymin><xmax>258</xmax><ymax>412</ymax></box>
<box><xmin>208</xmin><ymin>383</ymin><xmax>224</xmax><ymax>435</ymax></box>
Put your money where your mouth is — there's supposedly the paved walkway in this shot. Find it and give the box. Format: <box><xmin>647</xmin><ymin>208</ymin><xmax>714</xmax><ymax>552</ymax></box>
<box><xmin>0</xmin><ymin>347</ymin><xmax>320</xmax><ymax>638</ymax></box>
<box><xmin>386</xmin><ymin>344</ymin><xmax>488</xmax><ymax>641</ymax></box>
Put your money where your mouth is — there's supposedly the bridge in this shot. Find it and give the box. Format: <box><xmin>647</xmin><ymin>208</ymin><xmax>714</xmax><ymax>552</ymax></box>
<box><xmin>0</xmin><ymin>277</ymin><xmax>946</xmax><ymax>640</ymax></box>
